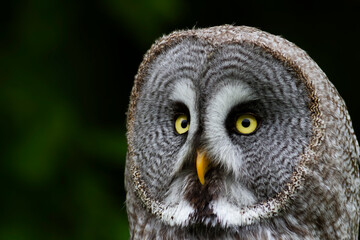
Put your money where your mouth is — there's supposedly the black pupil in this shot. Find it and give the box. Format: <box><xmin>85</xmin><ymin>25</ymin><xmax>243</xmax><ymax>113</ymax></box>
<box><xmin>181</xmin><ymin>119</ymin><xmax>188</xmax><ymax>128</ymax></box>
<box><xmin>241</xmin><ymin>119</ymin><xmax>251</xmax><ymax>128</ymax></box>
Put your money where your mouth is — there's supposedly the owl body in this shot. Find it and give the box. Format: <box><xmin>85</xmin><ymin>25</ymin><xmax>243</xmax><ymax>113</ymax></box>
<box><xmin>125</xmin><ymin>26</ymin><xmax>360</xmax><ymax>239</ymax></box>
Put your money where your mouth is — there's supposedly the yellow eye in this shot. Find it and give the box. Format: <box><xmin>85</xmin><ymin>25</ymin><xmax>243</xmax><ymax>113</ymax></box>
<box><xmin>235</xmin><ymin>114</ymin><xmax>258</xmax><ymax>135</ymax></box>
<box><xmin>175</xmin><ymin>114</ymin><xmax>189</xmax><ymax>134</ymax></box>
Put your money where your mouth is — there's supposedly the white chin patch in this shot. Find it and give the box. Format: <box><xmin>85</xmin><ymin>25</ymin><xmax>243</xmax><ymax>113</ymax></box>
<box><xmin>211</xmin><ymin>198</ymin><xmax>256</xmax><ymax>227</ymax></box>
<box><xmin>211</xmin><ymin>179</ymin><xmax>257</xmax><ymax>227</ymax></box>
<box><xmin>161</xmin><ymin>172</ymin><xmax>257</xmax><ymax>227</ymax></box>
<box><xmin>162</xmin><ymin>199</ymin><xmax>194</xmax><ymax>226</ymax></box>
<box><xmin>161</xmin><ymin>173</ymin><xmax>194</xmax><ymax>226</ymax></box>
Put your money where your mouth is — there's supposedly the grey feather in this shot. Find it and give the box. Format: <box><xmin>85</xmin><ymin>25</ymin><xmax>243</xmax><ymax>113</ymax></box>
<box><xmin>125</xmin><ymin>25</ymin><xmax>360</xmax><ymax>239</ymax></box>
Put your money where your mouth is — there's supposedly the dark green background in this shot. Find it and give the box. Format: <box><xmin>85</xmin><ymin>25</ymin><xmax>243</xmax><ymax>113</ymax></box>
<box><xmin>1</xmin><ymin>0</ymin><xmax>359</xmax><ymax>239</ymax></box>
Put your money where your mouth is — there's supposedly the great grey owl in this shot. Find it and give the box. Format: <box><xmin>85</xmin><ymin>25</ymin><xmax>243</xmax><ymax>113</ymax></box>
<box><xmin>125</xmin><ymin>25</ymin><xmax>360</xmax><ymax>239</ymax></box>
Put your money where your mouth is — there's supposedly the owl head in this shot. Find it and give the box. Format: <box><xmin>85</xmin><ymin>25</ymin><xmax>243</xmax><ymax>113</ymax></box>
<box><xmin>125</xmin><ymin>25</ymin><xmax>360</xmax><ymax>238</ymax></box>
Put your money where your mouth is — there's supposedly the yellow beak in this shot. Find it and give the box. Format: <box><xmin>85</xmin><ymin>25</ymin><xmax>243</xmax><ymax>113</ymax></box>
<box><xmin>196</xmin><ymin>150</ymin><xmax>211</xmax><ymax>185</ymax></box>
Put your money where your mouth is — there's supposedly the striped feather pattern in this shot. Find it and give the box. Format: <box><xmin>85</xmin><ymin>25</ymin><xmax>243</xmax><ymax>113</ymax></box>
<box><xmin>125</xmin><ymin>25</ymin><xmax>360</xmax><ymax>239</ymax></box>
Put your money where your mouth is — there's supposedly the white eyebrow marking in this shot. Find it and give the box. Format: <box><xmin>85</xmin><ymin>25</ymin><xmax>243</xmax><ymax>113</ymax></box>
<box><xmin>169</xmin><ymin>79</ymin><xmax>198</xmax><ymax>175</ymax></box>
<box><xmin>204</xmin><ymin>82</ymin><xmax>256</xmax><ymax>178</ymax></box>
<box><xmin>170</xmin><ymin>79</ymin><xmax>196</xmax><ymax>104</ymax></box>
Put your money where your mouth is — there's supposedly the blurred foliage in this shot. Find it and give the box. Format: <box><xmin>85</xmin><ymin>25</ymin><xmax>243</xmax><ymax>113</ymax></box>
<box><xmin>1</xmin><ymin>0</ymin><xmax>359</xmax><ymax>239</ymax></box>
<box><xmin>103</xmin><ymin>0</ymin><xmax>184</xmax><ymax>46</ymax></box>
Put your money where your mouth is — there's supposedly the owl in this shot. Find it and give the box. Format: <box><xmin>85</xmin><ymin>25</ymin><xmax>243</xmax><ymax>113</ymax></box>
<box><xmin>125</xmin><ymin>25</ymin><xmax>360</xmax><ymax>239</ymax></box>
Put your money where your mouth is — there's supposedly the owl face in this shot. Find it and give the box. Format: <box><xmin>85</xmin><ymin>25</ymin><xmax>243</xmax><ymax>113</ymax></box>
<box><xmin>129</xmin><ymin>37</ymin><xmax>313</xmax><ymax>228</ymax></box>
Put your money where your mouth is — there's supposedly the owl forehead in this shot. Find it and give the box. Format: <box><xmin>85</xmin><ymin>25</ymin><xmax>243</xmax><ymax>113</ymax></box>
<box><xmin>143</xmin><ymin>37</ymin><xmax>308</xmax><ymax>114</ymax></box>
